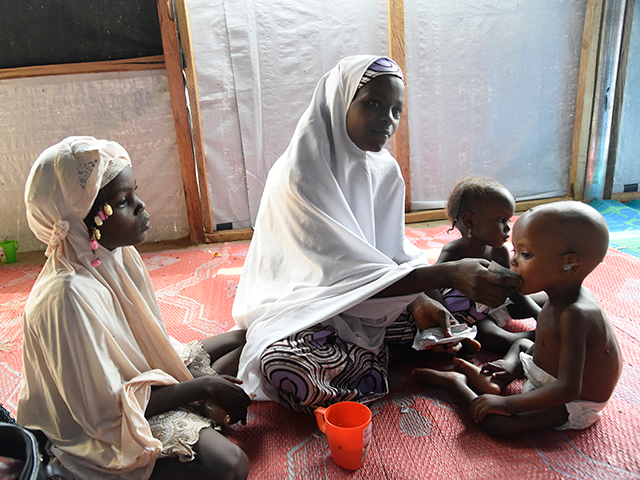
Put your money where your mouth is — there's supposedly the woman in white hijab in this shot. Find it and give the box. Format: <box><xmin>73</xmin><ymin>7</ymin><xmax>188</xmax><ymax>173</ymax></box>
<box><xmin>232</xmin><ymin>56</ymin><xmax>520</xmax><ymax>414</ymax></box>
<box><xmin>18</xmin><ymin>137</ymin><xmax>251</xmax><ymax>480</ymax></box>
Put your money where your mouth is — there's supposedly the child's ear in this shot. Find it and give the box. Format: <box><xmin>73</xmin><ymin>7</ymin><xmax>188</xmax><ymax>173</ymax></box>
<box><xmin>561</xmin><ymin>253</ymin><xmax>580</xmax><ymax>273</ymax></box>
<box><xmin>461</xmin><ymin>210</ymin><xmax>474</xmax><ymax>229</ymax></box>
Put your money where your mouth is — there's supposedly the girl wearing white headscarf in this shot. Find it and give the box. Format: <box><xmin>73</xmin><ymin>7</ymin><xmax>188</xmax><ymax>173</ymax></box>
<box><xmin>18</xmin><ymin>137</ymin><xmax>250</xmax><ymax>480</ymax></box>
<box><xmin>232</xmin><ymin>56</ymin><xmax>519</xmax><ymax>413</ymax></box>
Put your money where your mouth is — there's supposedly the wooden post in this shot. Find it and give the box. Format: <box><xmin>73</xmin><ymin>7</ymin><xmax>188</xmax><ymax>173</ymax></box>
<box><xmin>157</xmin><ymin>0</ymin><xmax>205</xmax><ymax>243</ymax></box>
<box><xmin>388</xmin><ymin>0</ymin><xmax>412</xmax><ymax>213</ymax></box>
<box><xmin>174</xmin><ymin>0</ymin><xmax>214</xmax><ymax>234</ymax></box>
<box><xmin>568</xmin><ymin>0</ymin><xmax>604</xmax><ymax>201</ymax></box>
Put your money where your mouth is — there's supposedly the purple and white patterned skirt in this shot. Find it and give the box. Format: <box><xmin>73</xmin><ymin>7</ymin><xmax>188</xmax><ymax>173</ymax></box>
<box><xmin>260</xmin><ymin>311</ymin><xmax>415</xmax><ymax>414</ymax></box>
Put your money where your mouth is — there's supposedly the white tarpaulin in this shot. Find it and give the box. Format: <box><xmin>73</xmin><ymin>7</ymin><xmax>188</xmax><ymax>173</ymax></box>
<box><xmin>188</xmin><ymin>0</ymin><xmax>588</xmax><ymax>223</ymax></box>
<box><xmin>188</xmin><ymin>0</ymin><xmax>390</xmax><ymax>227</ymax></box>
<box><xmin>0</xmin><ymin>70</ymin><xmax>188</xmax><ymax>252</ymax></box>
<box><xmin>405</xmin><ymin>0</ymin><xmax>587</xmax><ymax>209</ymax></box>
<box><xmin>615</xmin><ymin>3</ymin><xmax>640</xmax><ymax>194</ymax></box>
<box><xmin>0</xmin><ymin>1</ymin><xmax>600</xmax><ymax>249</ymax></box>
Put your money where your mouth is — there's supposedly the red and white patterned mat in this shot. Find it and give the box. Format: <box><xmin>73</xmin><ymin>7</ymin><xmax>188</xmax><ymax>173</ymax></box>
<box><xmin>1</xmin><ymin>226</ymin><xmax>639</xmax><ymax>479</ymax></box>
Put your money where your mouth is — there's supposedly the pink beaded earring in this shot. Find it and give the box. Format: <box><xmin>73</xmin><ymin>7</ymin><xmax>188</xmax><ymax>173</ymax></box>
<box><xmin>90</xmin><ymin>203</ymin><xmax>113</xmax><ymax>267</ymax></box>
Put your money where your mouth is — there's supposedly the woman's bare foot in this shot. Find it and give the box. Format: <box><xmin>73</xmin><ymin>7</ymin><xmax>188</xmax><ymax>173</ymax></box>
<box><xmin>452</xmin><ymin>358</ymin><xmax>501</xmax><ymax>395</ymax></box>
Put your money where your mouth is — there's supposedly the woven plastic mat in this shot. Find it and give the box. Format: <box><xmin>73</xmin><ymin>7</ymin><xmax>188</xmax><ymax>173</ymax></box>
<box><xmin>590</xmin><ymin>199</ymin><xmax>640</xmax><ymax>258</ymax></box>
<box><xmin>1</xmin><ymin>227</ymin><xmax>639</xmax><ymax>479</ymax></box>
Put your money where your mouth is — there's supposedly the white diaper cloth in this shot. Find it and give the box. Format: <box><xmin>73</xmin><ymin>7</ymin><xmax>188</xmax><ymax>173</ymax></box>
<box><xmin>519</xmin><ymin>352</ymin><xmax>608</xmax><ymax>430</ymax></box>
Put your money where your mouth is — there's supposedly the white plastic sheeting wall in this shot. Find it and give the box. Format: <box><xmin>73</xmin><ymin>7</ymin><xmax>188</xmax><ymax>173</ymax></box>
<box><xmin>185</xmin><ymin>0</ymin><xmax>251</xmax><ymax>230</ymax></box>
<box><xmin>405</xmin><ymin>0</ymin><xmax>587</xmax><ymax>209</ymax></box>
<box><xmin>0</xmin><ymin>1</ymin><xmax>601</xmax><ymax>250</ymax></box>
<box><xmin>189</xmin><ymin>0</ymin><xmax>588</xmax><ymax>223</ymax></box>
<box><xmin>0</xmin><ymin>70</ymin><xmax>189</xmax><ymax>252</ymax></box>
<box><xmin>615</xmin><ymin>3</ymin><xmax>640</xmax><ymax>193</ymax></box>
<box><xmin>188</xmin><ymin>0</ymin><xmax>390</xmax><ymax>227</ymax></box>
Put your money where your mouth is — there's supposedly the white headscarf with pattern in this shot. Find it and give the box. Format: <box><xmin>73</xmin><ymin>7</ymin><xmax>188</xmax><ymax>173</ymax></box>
<box><xmin>19</xmin><ymin>136</ymin><xmax>192</xmax><ymax>480</ymax></box>
<box><xmin>25</xmin><ymin>136</ymin><xmax>129</xmax><ymax>258</ymax></box>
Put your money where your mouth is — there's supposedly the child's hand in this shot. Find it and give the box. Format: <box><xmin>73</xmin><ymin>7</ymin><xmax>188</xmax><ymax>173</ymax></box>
<box><xmin>470</xmin><ymin>394</ymin><xmax>509</xmax><ymax>422</ymax></box>
<box><xmin>202</xmin><ymin>375</ymin><xmax>252</xmax><ymax>425</ymax></box>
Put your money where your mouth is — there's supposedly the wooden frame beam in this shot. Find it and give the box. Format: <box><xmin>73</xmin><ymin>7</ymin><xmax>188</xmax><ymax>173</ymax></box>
<box><xmin>205</xmin><ymin>228</ymin><xmax>254</xmax><ymax>243</ymax></box>
<box><xmin>157</xmin><ymin>0</ymin><xmax>205</xmax><ymax>243</ymax></box>
<box><xmin>612</xmin><ymin>191</ymin><xmax>640</xmax><ymax>202</ymax></box>
<box><xmin>569</xmin><ymin>0</ymin><xmax>605</xmax><ymax>201</ymax></box>
<box><xmin>0</xmin><ymin>56</ymin><xmax>165</xmax><ymax>81</ymax></box>
<box><xmin>388</xmin><ymin>0</ymin><xmax>412</xmax><ymax>213</ymax></box>
<box><xmin>174</xmin><ymin>0</ymin><xmax>214</xmax><ymax>235</ymax></box>
<box><xmin>604</xmin><ymin>0</ymin><xmax>635</xmax><ymax>199</ymax></box>
<box><xmin>405</xmin><ymin>196</ymin><xmax>573</xmax><ymax>224</ymax></box>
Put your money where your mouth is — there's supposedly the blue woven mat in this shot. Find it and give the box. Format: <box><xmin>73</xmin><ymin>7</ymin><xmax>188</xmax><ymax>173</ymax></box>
<box><xmin>590</xmin><ymin>199</ymin><xmax>640</xmax><ymax>258</ymax></box>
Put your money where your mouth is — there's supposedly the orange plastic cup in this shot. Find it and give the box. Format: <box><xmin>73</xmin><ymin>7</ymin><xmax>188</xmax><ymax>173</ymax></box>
<box><xmin>314</xmin><ymin>401</ymin><xmax>372</xmax><ymax>470</ymax></box>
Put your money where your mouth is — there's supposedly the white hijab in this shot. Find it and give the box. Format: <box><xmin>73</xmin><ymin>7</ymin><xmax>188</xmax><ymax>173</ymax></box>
<box><xmin>232</xmin><ymin>56</ymin><xmax>429</xmax><ymax>401</ymax></box>
<box><xmin>18</xmin><ymin>137</ymin><xmax>192</xmax><ymax>480</ymax></box>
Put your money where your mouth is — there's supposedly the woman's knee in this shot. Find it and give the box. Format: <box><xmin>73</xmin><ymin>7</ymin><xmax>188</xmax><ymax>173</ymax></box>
<box><xmin>151</xmin><ymin>430</ymin><xmax>248</xmax><ymax>480</ymax></box>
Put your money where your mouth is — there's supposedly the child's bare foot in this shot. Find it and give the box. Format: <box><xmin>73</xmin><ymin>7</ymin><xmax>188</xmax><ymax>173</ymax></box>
<box><xmin>412</xmin><ymin>367</ymin><xmax>469</xmax><ymax>392</ymax></box>
<box><xmin>430</xmin><ymin>342</ymin><xmax>462</xmax><ymax>360</ymax></box>
<box><xmin>459</xmin><ymin>338</ymin><xmax>482</xmax><ymax>354</ymax></box>
<box><xmin>452</xmin><ymin>358</ymin><xmax>501</xmax><ymax>395</ymax></box>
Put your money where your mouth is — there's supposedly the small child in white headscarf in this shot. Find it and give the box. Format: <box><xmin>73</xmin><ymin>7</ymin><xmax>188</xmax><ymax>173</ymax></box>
<box><xmin>18</xmin><ymin>136</ymin><xmax>250</xmax><ymax>480</ymax></box>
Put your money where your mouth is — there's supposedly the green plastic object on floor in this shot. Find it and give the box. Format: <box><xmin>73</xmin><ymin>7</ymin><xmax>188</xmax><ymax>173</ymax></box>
<box><xmin>0</xmin><ymin>240</ymin><xmax>18</xmax><ymax>264</ymax></box>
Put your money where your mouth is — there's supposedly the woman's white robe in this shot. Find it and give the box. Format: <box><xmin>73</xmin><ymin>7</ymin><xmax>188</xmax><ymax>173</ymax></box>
<box><xmin>232</xmin><ymin>56</ymin><xmax>429</xmax><ymax>401</ymax></box>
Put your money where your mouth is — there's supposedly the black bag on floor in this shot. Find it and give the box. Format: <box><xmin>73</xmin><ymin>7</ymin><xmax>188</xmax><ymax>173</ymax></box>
<box><xmin>0</xmin><ymin>423</ymin><xmax>71</xmax><ymax>480</ymax></box>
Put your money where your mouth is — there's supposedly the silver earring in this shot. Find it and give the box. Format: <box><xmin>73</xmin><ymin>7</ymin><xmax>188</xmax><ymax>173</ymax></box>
<box><xmin>563</xmin><ymin>264</ymin><xmax>574</xmax><ymax>271</ymax></box>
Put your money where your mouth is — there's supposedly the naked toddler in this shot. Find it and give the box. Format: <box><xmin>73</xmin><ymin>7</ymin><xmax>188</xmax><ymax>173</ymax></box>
<box><xmin>413</xmin><ymin>201</ymin><xmax>622</xmax><ymax>437</ymax></box>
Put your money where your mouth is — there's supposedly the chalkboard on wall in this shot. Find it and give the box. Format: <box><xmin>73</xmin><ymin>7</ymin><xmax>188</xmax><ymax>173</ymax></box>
<box><xmin>0</xmin><ymin>0</ymin><xmax>164</xmax><ymax>69</ymax></box>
